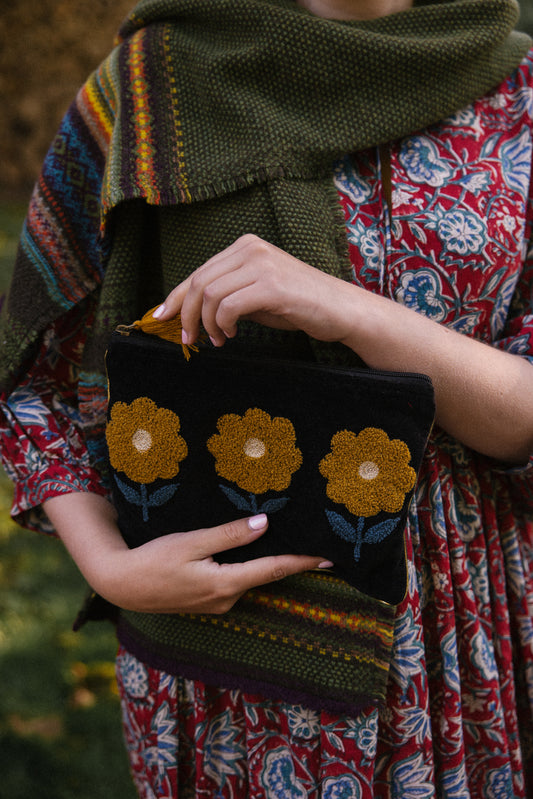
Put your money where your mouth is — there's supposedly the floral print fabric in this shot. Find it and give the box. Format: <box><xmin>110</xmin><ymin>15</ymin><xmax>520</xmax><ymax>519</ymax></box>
<box><xmin>2</xmin><ymin>51</ymin><xmax>533</xmax><ymax>799</ymax></box>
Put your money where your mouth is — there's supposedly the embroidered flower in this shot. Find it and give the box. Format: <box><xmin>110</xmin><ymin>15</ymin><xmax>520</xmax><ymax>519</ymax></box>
<box><xmin>319</xmin><ymin>427</ymin><xmax>416</xmax><ymax>518</ymax></box>
<box><xmin>207</xmin><ymin>407</ymin><xmax>302</xmax><ymax>495</ymax></box>
<box><xmin>106</xmin><ymin>396</ymin><xmax>188</xmax><ymax>484</ymax></box>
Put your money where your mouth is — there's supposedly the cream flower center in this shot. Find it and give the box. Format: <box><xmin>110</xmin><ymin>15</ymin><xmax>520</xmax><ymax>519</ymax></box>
<box><xmin>358</xmin><ymin>460</ymin><xmax>380</xmax><ymax>480</ymax></box>
<box><xmin>243</xmin><ymin>437</ymin><xmax>266</xmax><ymax>458</ymax></box>
<box><xmin>132</xmin><ymin>428</ymin><xmax>153</xmax><ymax>453</ymax></box>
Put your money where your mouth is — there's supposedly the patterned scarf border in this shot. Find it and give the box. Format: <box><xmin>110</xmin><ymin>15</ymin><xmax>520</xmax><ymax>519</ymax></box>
<box><xmin>117</xmin><ymin>570</ymin><xmax>397</xmax><ymax>714</ymax></box>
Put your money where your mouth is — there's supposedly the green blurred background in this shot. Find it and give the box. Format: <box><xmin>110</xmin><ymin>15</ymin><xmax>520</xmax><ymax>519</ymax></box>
<box><xmin>1</xmin><ymin>1</ymin><xmax>533</xmax><ymax>797</ymax></box>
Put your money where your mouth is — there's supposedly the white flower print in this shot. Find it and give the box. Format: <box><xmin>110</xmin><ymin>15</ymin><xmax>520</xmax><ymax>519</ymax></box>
<box><xmin>203</xmin><ymin>711</ymin><xmax>246</xmax><ymax>786</ymax></box>
<box><xmin>390</xmin><ymin>751</ymin><xmax>434</xmax><ymax>798</ymax></box>
<box><xmin>395</xmin><ymin>269</ymin><xmax>447</xmax><ymax>321</ymax></box>
<box><xmin>487</xmin><ymin>92</ymin><xmax>507</xmax><ymax>109</ymax></box>
<box><xmin>500</xmin><ymin>126</ymin><xmax>532</xmax><ymax>195</ymax></box>
<box><xmin>485</xmin><ymin>766</ymin><xmax>513</xmax><ymax>799</ymax></box>
<box><xmin>286</xmin><ymin>706</ymin><xmax>320</xmax><ymax>739</ymax></box>
<box><xmin>436</xmin><ymin>209</ymin><xmax>486</xmax><ymax>255</ymax></box>
<box><xmin>260</xmin><ymin>747</ymin><xmax>306</xmax><ymax>799</ymax></box>
<box><xmin>322</xmin><ymin>774</ymin><xmax>362</xmax><ymax>799</ymax></box>
<box><xmin>346</xmin><ymin>218</ymin><xmax>384</xmax><ymax>276</ymax></box>
<box><xmin>398</xmin><ymin>135</ymin><xmax>453</xmax><ymax>186</ymax></box>
<box><xmin>116</xmin><ymin>651</ymin><xmax>149</xmax><ymax>699</ymax></box>
<box><xmin>333</xmin><ymin>156</ymin><xmax>372</xmax><ymax>205</ymax></box>
<box><xmin>470</xmin><ymin>627</ymin><xmax>499</xmax><ymax>683</ymax></box>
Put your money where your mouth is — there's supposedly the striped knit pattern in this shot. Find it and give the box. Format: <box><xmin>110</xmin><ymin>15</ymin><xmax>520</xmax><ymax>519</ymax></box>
<box><xmin>118</xmin><ymin>571</ymin><xmax>397</xmax><ymax>714</ymax></box>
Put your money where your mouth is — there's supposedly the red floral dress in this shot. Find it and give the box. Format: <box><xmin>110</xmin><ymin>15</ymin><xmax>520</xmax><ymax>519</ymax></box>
<box><xmin>2</xmin><ymin>54</ymin><xmax>533</xmax><ymax>799</ymax></box>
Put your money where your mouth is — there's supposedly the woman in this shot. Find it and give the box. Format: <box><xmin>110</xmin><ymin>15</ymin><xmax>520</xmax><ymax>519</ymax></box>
<box><xmin>1</xmin><ymin>0</ymin><xmax>532</xmax><ymax>796</ymax></box>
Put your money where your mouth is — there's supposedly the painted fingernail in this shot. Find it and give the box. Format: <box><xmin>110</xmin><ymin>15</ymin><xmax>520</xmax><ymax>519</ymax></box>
<box><xmin>248</xmin><ymin>514</ymin><xmax>267</xmax><ymax>530</ymax></box>
<box><xmin>152</xmin><ymin>304</ymin><xmax>165</xmax><ymax>319</ymax></box>
<box><xmin>182</xmin><ymin>330</ymin><xmax>189</xmax><ymax>345</ymax></box>
<box><xmin>318</xmin><ymin>560</ymin><xmax>334</xmax><ymax>569</ymax></box>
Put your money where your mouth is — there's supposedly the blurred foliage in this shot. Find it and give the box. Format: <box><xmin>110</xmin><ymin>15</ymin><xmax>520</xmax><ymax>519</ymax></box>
<box><xmin>0</xmin><ymin>469</ymin><xmax>136</xmax><ymax>798</ymax></box>
<box><xmin>520</xmin><ymin>0</ymin><xmax>533</xmax><ymax>35</ymax></box>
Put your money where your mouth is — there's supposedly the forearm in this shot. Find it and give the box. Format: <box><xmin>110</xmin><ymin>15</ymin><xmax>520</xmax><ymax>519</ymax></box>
<box><xmin>43</xmin><ymin>492</ymin><xmax>128</xmax><ymax>599</ymax></box>
<box><xmin>341</xmin><ymin>287</ymin><xmax>533</xmax><ymax>463</ymax></box>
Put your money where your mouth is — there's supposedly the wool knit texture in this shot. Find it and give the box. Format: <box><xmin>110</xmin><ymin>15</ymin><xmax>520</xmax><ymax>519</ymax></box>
<box><xmin>0</xmin><ymin>0</ymin><xmax>530</xmax><ymax>392</ymax></box>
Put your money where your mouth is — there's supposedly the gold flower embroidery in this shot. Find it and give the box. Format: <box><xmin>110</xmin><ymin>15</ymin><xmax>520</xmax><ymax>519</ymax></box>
<box><xmin>207</xmin><ymin>407</ymin><xmax>302</xmax><ymax>495</ymax></box>
<box><xmin>106</xmin><ymin>397</ymin><xmax>188</xmax><ymax>484</ymax></box>
<box><xmin>319</xmin><ymin>427</ymin><xmax>416</xmax><ymax>518</ymax></box>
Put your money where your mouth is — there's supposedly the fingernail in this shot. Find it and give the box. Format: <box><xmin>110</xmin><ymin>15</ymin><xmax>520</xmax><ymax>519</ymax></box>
<box><xmin>248</xmin><ymin>514</ymin><xmax>267</xmax><ymax>530</ymax></box>
<box><xmin>182</xmin><ymin>330</ymin><xmax>189</xmax><ymax>345</ymax></box>
<box><xmin>223</xmin><ymin>329</ymin><xmax>233</xmax><ymax>339</ymax></box>
<box><xmin>318</xmin><ymin>560</ymin><xmax>334</xmax><ymax>569</ymax></box>
<box><xmin>153</xmin><ymin>304</ymin><xmax>165</xmax><ymax>319</ymax></box>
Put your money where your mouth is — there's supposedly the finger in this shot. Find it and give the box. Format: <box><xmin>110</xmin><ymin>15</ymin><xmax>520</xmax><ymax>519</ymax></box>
<box><xmin>221</xmin><ymin>552</ymin><xmax>331</xmax><ymax>595</ymax></box>
<box><xmin>190</xmin><ymin>514</ymin><xmax>270</xmax><ymax>559</ymax></box>
<box><xmin>180</xmin><ymin>259</ymin><xmax>249</xmax><ymax>345</ymax></box>
<box><xmin>154</xmin><ymin>236</ymin><xmax>258</xmax><ymax>323</ymax></box>
<box><xmin>194</xmin><ymin>270</ymin><xmax>260</xmax><ymax>345</ymax></box>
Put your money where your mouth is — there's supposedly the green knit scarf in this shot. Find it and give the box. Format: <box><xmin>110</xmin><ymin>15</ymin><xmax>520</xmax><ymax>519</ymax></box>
<box><xmin>83</xmin><ymin>0</ymin><xmax>530</xmax><ymax>371</ymax></box>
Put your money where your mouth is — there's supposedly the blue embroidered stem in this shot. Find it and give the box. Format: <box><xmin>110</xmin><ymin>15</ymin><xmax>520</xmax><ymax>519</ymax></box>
<box><xmin>353</xmin><ymin>517</ymin><xmax>365</xmax><ymax>561</ymax></box>
<box><xmin>249</xmin><ymin>493</ymin><xmax>259</xmax><ymax>514</ymax></box>
<box><xmin>141</xmin><ymin>484</ymin><xmax>149</xmax><ymax>523</ymax></box>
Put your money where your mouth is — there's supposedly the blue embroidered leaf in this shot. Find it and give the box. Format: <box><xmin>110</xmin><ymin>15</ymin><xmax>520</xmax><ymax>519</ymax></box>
<box><xmin>148</xmin><ymin>483</ymin><xmax>180</xmax><ymax>508</ymax></box>
<box><xmin>364</xmin><ymin>518</ymin><xmax>399</xmax><ymax>545</ymax></box>
<box><xmin>259</xmin><ymin>497</ymin><xmax>290</xmax><ymax>514</ymax></box>
<box><xmin>325</xmin><ymin>510</ymin><xmax>357</xmax><ymax>543</ymax></box>
<box><xmin>114</xmin><ymin>474</ymin><xmax>142</xmax><ymax>506</ymax></box>
<box><xmin>219</xmin><ymin>484</ymin><xmax>253</xmax><ymax>512</ymax></box>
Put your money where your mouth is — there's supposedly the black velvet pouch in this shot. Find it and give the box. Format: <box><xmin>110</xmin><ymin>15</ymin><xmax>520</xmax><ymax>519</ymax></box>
<box><xmin>105</xmin><ymin>329</ymin><xmax>435</xmax><ymax>605</ymax></box>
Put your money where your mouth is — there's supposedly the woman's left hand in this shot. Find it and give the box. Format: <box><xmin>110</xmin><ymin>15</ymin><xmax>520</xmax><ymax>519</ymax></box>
<box><xmin>154</xmin><ymin>234</ymin><xmax>354</xmax><ymax>346</ymax></box>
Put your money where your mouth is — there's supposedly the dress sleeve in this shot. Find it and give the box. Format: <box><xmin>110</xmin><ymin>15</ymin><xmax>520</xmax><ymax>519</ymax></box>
<box><xmin>0</xmin><ymin>304</ymin><xmax>108</xmax><ymax>535</ymax></box>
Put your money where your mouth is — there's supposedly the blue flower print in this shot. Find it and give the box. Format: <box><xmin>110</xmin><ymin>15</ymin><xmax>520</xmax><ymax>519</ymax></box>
<box><xmin>391</xmin><ymin>751</ymin><xmax>434</xmax><ymax>797</ymax></box>
<box><xmin>501</xmin><ymin>126</ymin><xmax>532</xmax><ymax>195</ymax></box>
<box><xmin>322</xmin><ymin>774</ymin><xmax>362</xmax><ymax>799</ymax></box>
<box><xmin>395</xmin><ymin>269</ymin><xmax>447</xmax><ymax>321</ymax></box>
<box><xmin>485</xmin><ymin>765</ymin><xmax>513</xmax><ymax>799</ymax></box>
<box><xmin>116</xmin><ymin>651</ymin><xmax>149</xmax><ymax>699</ymax></box>
<box><xmin>286</xmin><ymin>706</ymin><xmax>320</xmax><ymax>740</ymax></box>
<box><xmin>203</xmin><ymin>711</ymin><xmax>246</xmax><ymax>786</ymax></box>
<box><xmin>260</xmin><ymin>748</ymin><xmax>306</xmax><ymax>799</ymax></box>
<box><xmin>346</xmin><ymin>218</ymin><xmax>384</xmax><ymax>277</ymax></box>
<box><xmin>469</xmin><ymin>627</ymin><xmax>499</xmax><ymax>683</ymax></box>
<box><xmin>398</xmin><ymin>135</ymin><xmax>453</xmax><ymax>186</ymax></box>
<box><xmin>333</xmin><ymin>156</ymin><xmax>372</xmax><ymax>205</ymax></box>
<box><xmin>445</xmin><ymin>106</ymin><xmax>477</xmax><ymax>129</ymax></box>
<box><xmin>437</xmin><ymin>209</ymin><xmax>486</xmax><ymax>255</ymax></box>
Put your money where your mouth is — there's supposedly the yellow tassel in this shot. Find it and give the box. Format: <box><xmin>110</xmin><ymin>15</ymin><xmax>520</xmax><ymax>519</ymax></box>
<box><xmin>117</xmin><ymin>306</ymin><xmax>200</xmax><ymax>361</ymax></box>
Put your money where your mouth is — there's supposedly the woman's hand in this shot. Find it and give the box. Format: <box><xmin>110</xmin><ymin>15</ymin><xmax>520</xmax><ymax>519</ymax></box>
<box><xmin>44</xmin><ymin>493</ymin><xmax>329</xmax><ymax>615</ymax></box>
<box><xmin>154</xmin><ymin>233</ymin><xmax>533</xmax><ymax>462</ymax></box>
<box><xmin>154</xmin><ymin>234</ymin><xmax>356</xmax><ymax>347</ymax></box>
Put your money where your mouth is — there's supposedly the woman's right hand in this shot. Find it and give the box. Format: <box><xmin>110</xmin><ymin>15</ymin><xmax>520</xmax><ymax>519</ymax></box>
<box><xmin>44</xmin><ymin>492</ymin><xmax>328</xmax><ymax>615</ymax></box>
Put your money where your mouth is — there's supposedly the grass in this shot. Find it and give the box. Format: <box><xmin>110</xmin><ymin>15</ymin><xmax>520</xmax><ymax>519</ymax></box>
<box><xmin>0</xmin><ymin>206</ymin><xmax>136</xmax><ymax>798</ymax></box>
<box><xmin>0</xmin><ymin>473</ymin><xmax>137</xmax><ymax>799</ymax></box>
